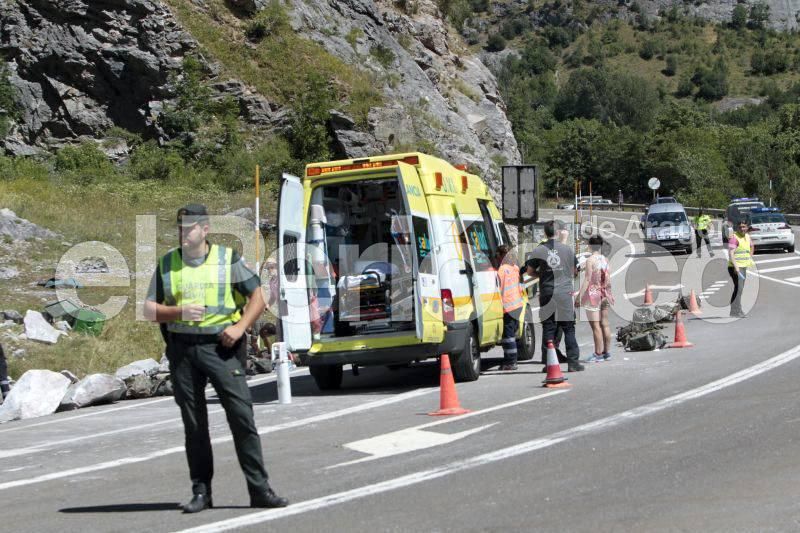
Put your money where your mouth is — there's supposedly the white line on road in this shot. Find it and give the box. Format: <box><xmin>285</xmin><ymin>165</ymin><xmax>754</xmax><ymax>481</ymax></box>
<box><xmin>753</xmin><ymin>256</ymin><xmax>799</xmax><ymax>265</ymax></box>
<box><xmin>757</xmin><ymin>264</ymin><xmax>800</xmax><ymax>274</ymax></box>
<box><xmin>624</xmin><ymin>284</ymin><xmax>682</xmax><ymax>299</ymax></box>
<box><xmin>0</xmin><ymin>387</ymin><xmax>436</xmax><ymax>492</ymax></box>
<box><xmin>786</xmin><ymin>276</ymin><xmax>800</xmax><ymax>283</ymax></box>
<box><xmin>749</xmin><ymin>270</ymin><xmax>800</xmax><ymax>289</ymax></box>
<box><xmin>175</xmin><ymin>341</ymin><xmax>800</xmax><ymax>533</ymax></box>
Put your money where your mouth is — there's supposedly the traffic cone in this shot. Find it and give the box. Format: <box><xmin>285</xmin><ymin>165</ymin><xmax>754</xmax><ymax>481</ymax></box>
<box><xmin>669</xmin><ymin>310</ymin><xmax>694</xmax><ymax>348</ymax></box>
<box><xmin>688</xmin><ymin>290</ymin><xmax>702</xmax><ymax>315</ymax></box>
<box><xmin>643</xmin><ymin>284</ymin><xmax>654</xmax><ymax>305</ymax></box>
<box><xmin>542</xmin><ymin>340</ymin><xmax>570</xmax><ymax>388</ymax></box>
<box><xmin>429</xmin><ymin>354</ymin><xmax>471</xmax><ymax>416</ymax></box>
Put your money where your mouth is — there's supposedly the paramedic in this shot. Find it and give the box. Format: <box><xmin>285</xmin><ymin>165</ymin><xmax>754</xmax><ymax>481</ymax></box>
<box><xmin>497</xmin><ymin>245</ymin><xmax>525</xmax><ymax>371</ymax></box>
<box><xmin>144</xmin><ymin>204</ymin><xmax>288</xmax><ymax>513</ymax></box>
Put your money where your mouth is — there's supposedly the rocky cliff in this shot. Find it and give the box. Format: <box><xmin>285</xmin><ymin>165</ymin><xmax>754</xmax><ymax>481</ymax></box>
<box><xmin>0</xmin><ymin>0</ymin><xmax>520</xmax><ymax>180</ymax></box>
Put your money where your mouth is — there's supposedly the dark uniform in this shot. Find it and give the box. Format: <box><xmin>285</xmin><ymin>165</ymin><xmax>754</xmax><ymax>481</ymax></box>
<box><xmin>146</xmin><ymin>204</ymin><xmax>287</xmax><ymax>513</ymax></box>
<box><xmin>0</xmin><ymin>343</ymin><xmax>9</xmax><ymax>399</ymax></box>
<box><xmin>525</xmin><ymin>238</ymin><xmax>583</xmax><ymax>372</ymax></box>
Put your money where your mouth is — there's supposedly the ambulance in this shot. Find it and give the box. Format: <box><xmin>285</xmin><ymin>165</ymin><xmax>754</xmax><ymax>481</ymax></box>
<box><xmin>277</xmin><ymin>152</ymin><xmax>535</xmax><ymax>390</ymax></box>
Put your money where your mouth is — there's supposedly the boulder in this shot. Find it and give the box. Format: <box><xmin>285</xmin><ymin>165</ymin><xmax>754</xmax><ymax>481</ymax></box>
<box><xmin>0</xmin><ymin>370</ymin><xmax>71</xmax><ymax>423</ymax></box>
<box><xmin>158</xmin><ymin>354</ymin><xmax>170</xmax><ymax>373</ymax></box>
<box><xmin>76</xmin><ymin>257</ymin><xmax>109</xmax><ymax>274</ymax></box>
<box><xmin>60</xmin><ymin>374</ymin><xmax>126</xmax><ymax>410</ymax></box>
<box><xmin>60</xmin><ymin>370</ymin><xmax>79</xmax><ymax>384</ymax></box>
<box><xmin>24</xmin><ymin>310</ymin><xmax>67</xmax><ymax>344</ymax></box>
<box><xmin>2</xmin><ymin>310</ymin><xmax>23</xmax><ymax>323</ymax></box>
<box><xmin>0</xmin><ymin>209</ymin><xmax>58</xmax><ymax>241</ymax></box>
<box><xmin>0</xmin><ymin>267</ymin><xmax>19</xmax><ymax>280</ymax></box>
<box><xmin>115</xmin><ymin>358</ymin><xmax>160</xmax><ymax>380</ymax></box>
<box><xmin>125</xmin><ymin>374</ymin><xmax>155</xmax><ymax>399</ymax></box>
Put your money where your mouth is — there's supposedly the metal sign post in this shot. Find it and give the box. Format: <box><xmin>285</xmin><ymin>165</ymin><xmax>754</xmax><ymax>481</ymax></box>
<box><xmin>648</xmin><ymin>177</ymin><xmax>661</xmax><ymax>203</ymax></box>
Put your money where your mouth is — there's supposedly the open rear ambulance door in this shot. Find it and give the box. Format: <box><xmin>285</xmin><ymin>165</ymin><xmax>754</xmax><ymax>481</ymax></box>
<box><xmin>454</xmin><ymin>195</ymin><xmax>502</xmax><ymax>345</ymax></box>
<box><xmin>396</xmin><ymin>162</ymin><xmax>444</xmax><ymax>344</ymax></box>
<box><xmin>278</xmin><ymin>173</ymin><xmax>312</xmax><ymax>352</ymax></box>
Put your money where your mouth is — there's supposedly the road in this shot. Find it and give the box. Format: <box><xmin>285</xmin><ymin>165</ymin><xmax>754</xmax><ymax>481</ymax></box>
<box><xmin>3</xmin><ymin>210</ymin><xmax>800</xmax><ymax>532</ymax></box>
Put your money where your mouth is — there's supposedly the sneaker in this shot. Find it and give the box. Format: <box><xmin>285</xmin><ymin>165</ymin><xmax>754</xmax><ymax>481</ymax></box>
<box><xmin>499</xmin><ymin>363</ymin><xmax>518</xmax><ymax>371</ymax></box>
<box><xmin>603</xmin><ymin>352</ymin><xmax>612</xmax><ymax>361</ymax></box>
<box><xmin>585</xmin><ymin>354</ymin><xmax>604</xmax><ymax>363</ymax></box>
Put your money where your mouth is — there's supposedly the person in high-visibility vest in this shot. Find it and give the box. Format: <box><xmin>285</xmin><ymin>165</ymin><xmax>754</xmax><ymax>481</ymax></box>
<box><xmin>497</xmin><ymin>244</ymin><xmax>524</xmax><ymax>371</ymax></box>
<box><xmin>693</xmin><ymin>208</ymin><xmax>715</xmax><ymax>258</ymax></box>
<box><xmin>727</xmin><ymin>219</ymin><xmax>754</xmax><ymax>318</ymax></box>
<box><xmin>144</xmin><ymin>204</ymin><xmax>288</xmax><ymax>513</ymax></box>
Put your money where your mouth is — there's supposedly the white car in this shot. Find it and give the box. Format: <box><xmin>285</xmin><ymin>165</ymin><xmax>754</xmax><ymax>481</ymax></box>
<box><xmin>748</xmin><ymin>208</ymin><xmax>795</xmax><ymax>253</ymax></box>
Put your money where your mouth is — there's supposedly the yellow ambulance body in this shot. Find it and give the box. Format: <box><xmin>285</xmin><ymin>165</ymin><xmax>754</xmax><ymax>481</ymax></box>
<box><xmin>277</xmin><ymin>153</ymin><xmax>534</xmax><ymax>390</ymax></box>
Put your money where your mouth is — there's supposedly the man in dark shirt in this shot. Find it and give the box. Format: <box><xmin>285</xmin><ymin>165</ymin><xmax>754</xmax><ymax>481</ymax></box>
<box><xmin>525</xmin><ymin>220</ymin><xmax>584</xmax><ymax>372</ymax></box>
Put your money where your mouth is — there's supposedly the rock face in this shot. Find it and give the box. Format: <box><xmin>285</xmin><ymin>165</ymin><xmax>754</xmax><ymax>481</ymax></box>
<box><xmin>638</xmin><ymin>0</ymin><xmax>800</xmax><ymax>30</ymax></box>
<box><xmin>0</xmin><ymin>369</ymin><xmax>71</xmax><ymax>423</ymax></box>
<box><xmin>288</xmin><ymin>0</ymin><xmax>520</xmax><ymax>179</ymax></box>
<box><xmin>0</xmin><ymin>0</ymin><xmax>197</xmax><ymax>155</ymax></box>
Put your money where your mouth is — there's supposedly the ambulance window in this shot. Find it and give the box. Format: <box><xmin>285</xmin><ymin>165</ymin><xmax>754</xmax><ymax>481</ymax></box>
<box><xmin>477</xmin><ymin>200</ymin><xmax>499</xmax><ymax>255</ymax></box>
<box><xmin>412</xmin><ymin>216</ymin><xmax>434</xmax><ymax>274</ymax></box>
<box><xmin>283</xmin><ymin>232</ymin><xmax>299</xmax><ymax>282</ymax></box>
<box><xmin>465</xmin><ymin>221</ymin><xmax>494</xmax><ymax>272</ymax></box>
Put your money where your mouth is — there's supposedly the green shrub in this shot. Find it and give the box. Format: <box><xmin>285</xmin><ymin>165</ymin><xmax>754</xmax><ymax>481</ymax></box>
<box><xmin>0</xmin><ymin>59</ymin><xmax>18</xmax><ymax>139</ymax></box>
<box><xmin>54</xmin><ymin>143</ymin><xmax>118</xmax><ymax>184</ymax></box>
<box><xmin>345</xmin><ymin>28</ymin><xmax>363</xmax><ymax>50</ymax></box>
<box><xmin>639</xmin><ymin>39</ymin><xmax>658</xmax><ymax>60</ymax></box>
<box><xmin>289</xmin><ymin>73</ymin><xmax>333</xmax><ymax>163</ymax></box>
<box><xmin>245</xmin><ymin>2</ymin><xmax>289</xmax><ymax>42</ymax></box>
<box><xmin>486</xmin><ymin>33</ymin><xmax>507</xmax><ymax>52</ymax></box>
<box><xmin>370</xmin><ymin>44</ymin><xmax>396</xmax><ymax>68</ymax></box>
<box><xmin>128</xmin><ymin>141</ymin><xmax>185</xmax><ymax>182</ymax></box>
<box><xmin>664</xmin><ymin>55</ymin><xmax>678</xmax><ymax>76</ymax></box>
<box><xmin>748</xmin><ymin>2</ymin><xmax>770</xmax><ymax>29</ymax></box>
<box><xmin>731</xmin><ymin>4</ymin><xmax>747</xmax><ymax>29</ymax></box>
<box><xmin>676</xmin><ymin>76</ymin><xmax>694</xmax><ymax>97</ymax></box>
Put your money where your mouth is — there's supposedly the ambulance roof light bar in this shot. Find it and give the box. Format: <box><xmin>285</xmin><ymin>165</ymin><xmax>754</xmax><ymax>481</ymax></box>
<box><xmin>306</xmin><ymin>155</ymin><xmax>420</xmax><ymax>177</ymax></box>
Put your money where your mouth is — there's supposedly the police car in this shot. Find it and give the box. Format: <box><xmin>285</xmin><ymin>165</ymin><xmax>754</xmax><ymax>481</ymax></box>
<box><xmin>726</xmin><ymin>197</ymin><xmax>765</xmax><ymax>226</ymax></box>
<box><xmin>747</xmin><ymin>207</ymin><xmax>795</xmax><ymax>253</ymax></box>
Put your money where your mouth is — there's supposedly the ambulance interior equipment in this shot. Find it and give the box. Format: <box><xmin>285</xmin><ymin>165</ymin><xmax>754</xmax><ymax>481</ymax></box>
<box><xmin>308</xmin><ymin>179</ymin><xmax>416</xmax><ymax>338</ymax></box>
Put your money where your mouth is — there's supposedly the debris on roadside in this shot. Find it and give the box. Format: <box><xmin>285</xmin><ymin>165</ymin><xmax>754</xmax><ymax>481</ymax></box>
<box><xmin>24</xmin><ymin>310</ymin><xmax>68</xmax><ymax>344</ymax></box>
<box><xmin>60</xmin><ymin>373</ymin><xmax>126</xmax><ymax>410</ymax></box>
<box><xmin>0</xmin><ymin>369</ymin><xmax>71</xmax><ymax>423</ymax></box>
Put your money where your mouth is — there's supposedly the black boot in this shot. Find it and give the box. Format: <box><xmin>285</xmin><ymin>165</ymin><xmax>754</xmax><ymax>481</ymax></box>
<box><xmin>250</xmin><ymin>487</ymin><xmax>289</xmax><ymax>508</ymax></box>
<box><xmin>182</xmin><ymin>494</ymin><xmax>213</xmax><ymax>513</ymax></box>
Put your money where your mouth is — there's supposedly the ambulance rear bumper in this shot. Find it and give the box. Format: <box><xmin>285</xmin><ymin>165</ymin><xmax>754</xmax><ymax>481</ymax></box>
<box><xmin>301</xmin><ymin>322</ymin><xmax>469</xmax><ymax>367</ymax></box>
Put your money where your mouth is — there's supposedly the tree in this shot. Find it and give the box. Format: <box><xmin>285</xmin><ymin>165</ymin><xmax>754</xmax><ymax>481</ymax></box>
<box><xmin>748</xmin><ymin>2</ymin><xmax>770</xmax><ymax>29</ymax></box>
<box><xmin>639</xmin><ymin>39</ymin><xmax>658</xmax><ymax>60</ymax></box>
<box><xmin>664</xmin><ymin>55</ymin><xmax>677</xmax><ymax>76</ymax></box>
<box><xmin>731</xmin><ymin>4</ymin><xmax>747</xmax><ymax>29</ymax></box>
<box><xmin>676</xmin><ymin>76</ymin><xmax>694</xmax><ymax>98</ymax></box>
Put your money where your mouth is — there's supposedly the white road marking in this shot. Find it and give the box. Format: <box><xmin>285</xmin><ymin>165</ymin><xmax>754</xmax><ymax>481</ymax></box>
<box><xmin>328</xmin><ymin>389</ymin><xmax>568</xmax><ymax>469</ymax></box>
<box><xmin>711</xmin><ymin>281</ymin><xmax>727</xmax><ymax>287</ymax></box>
<box><xmin>749</xmin><ymin>270</ymin><xmax>800</xmax><ymax>288</ymax></box>
<box><xmin>757</xmin><ymin>264</ymin><xmax>800</xmax><ymax>274</ymax></box>
<box><xmin>786</xmin><ymin>276</ymin><xmax>800</xmax><ymax>283</ymax></box>
<box><xmin>0</xmin><ymin>387</ymin><xmax>436</xmax><ymax>492</ymax></box>
<box><xmin>0</xmin><ymin>372</ymin><xmax>295</xmax><ymax>435</ymax></box>
<box><xmin>175</xmin><ymin>340</ymin><xmax>800</xmax><ymax>533</ymax></box>
<box><xmin>753</xmin><ymin>256</ymin><xmax>798</xmax><ymax>265</ymax></box>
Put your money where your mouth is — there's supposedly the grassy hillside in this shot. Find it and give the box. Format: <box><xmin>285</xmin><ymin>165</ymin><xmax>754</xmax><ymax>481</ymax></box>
<box><xmin>442</xmin><ymin>0</ymin><xmax>800</xmax><ymax>208</ymax></box>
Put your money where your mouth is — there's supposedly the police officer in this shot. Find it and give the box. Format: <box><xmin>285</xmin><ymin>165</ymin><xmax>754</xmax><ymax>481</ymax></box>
<box><xmin>693</xmin><ymin>208</ymin><xmax>714</xmax><ymax>258</ymax></box>
<box><xmin>497</xmin><ymin>245</ymin><xmax>524</xmax><ymax>371</ymax></box>
<box><xmin>727</xmin><ymin>219</ymin><xmax>754</xmax><ymax>318</ymax></box>
<box><xmin>144</xmin><ymin>204</ymin><xmax>288</xmax><ymax>513</ymax></box>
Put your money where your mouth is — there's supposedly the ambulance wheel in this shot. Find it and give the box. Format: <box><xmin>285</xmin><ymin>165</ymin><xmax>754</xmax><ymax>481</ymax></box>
<box><xmin>452</xmin><ymin>326</ymin><xmax>480</xmax><ymax>382</ymax></box>
<box><xmin>517</xmin><ymin>322</ymin><xmax>536</xmax><ymax>361</ymax></box>
<box><xmin>310</xmin><ymin>364</ymin><xmax>343</xmax><ymax>390</ymax></box>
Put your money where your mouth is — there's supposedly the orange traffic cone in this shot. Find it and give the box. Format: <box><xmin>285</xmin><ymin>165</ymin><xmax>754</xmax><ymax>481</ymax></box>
<box><xmin>542</xmin><ymin>340</ymin><xmax>570</xmax><ymax>388</ymax></box>
<box><xmin>429</xmin><ymin>354</ymin><xmax>471</xmax><ymax>416</ymax></box>
<box><xmin>688</xmin><ymin>290</ymin><xmax>702</xmax><ymax>315</ymax></box>
<box><xmin>669</xmin><ymin>310</ymin><xmax>693</xmax><ymax>348</ymax></box>
<box><xmin>643</xmin><ymin>284</ymin><xmax>654</xmax><ymax>305</ymax></box>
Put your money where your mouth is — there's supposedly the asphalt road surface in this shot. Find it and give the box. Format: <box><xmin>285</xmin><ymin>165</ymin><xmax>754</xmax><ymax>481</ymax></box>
<box><xmin>4</xmin><ymin>211</ymin><xmax>800</xmax><ymax>532</ymax></box>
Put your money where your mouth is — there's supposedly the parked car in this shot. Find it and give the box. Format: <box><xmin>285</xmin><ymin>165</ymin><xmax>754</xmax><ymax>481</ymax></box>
<box><xmin>747</xmin><ymin>207</ymin><xmax>795</xmax><ymax>253</ymax></box>
<box><xmin>641</xmin><ymin>202</ymin><xmax>693</xmax><ymax>254</ymax></box>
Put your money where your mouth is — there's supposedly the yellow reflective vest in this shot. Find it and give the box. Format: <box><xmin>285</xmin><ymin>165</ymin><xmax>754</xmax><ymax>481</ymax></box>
<box><xmin>728</xmin><ymin>233</ymin><xmax>754</xmax><ymax>268</ymax></box>
<box><xmin>159</xmin><ymin>244</ymin><xmax>243</xmax><ymax>334</ymax></box>
<box><xmin>694</xmin><ymin>214</ymin><xmax>711</xmax><ymax>231</ymax></box>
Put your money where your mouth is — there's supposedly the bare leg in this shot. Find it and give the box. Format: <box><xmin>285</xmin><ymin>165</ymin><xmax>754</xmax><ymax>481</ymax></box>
<box><xmin>601</xmin><ymin>306</ymin><xmax>613</xmax><ymax>355</ymax></box>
